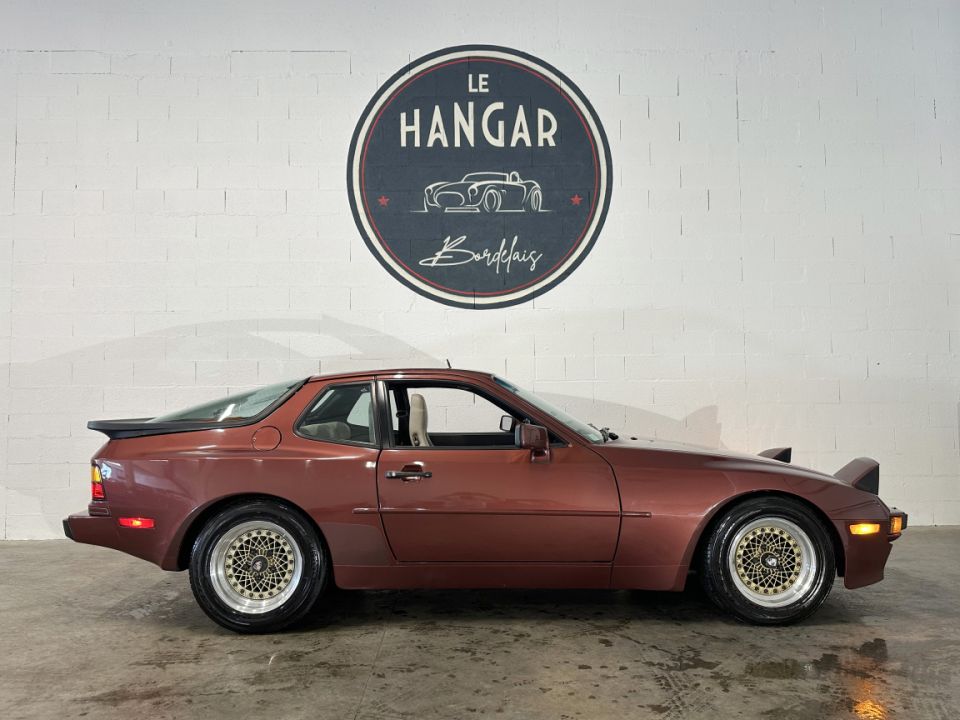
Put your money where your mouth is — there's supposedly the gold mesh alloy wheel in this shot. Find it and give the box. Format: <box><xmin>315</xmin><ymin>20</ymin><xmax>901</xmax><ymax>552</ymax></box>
<box><xmin>209</xmin><ymin>520</ymin><xmax>304</xmax><ymax>614</ymax></box>
<box><xmin>225</xmin><ymin>528</ymin><xmax>295</xmax><ymax>599</ymax></box>
<box><xmin>726</xmin><ymin>516</ymin><xmax>818</xmax><ymax>609</ymax></box>
<box><xmin>734</xmin><ymin>525</ymin><xmax>802</xmax><ymax>594</ymax></box>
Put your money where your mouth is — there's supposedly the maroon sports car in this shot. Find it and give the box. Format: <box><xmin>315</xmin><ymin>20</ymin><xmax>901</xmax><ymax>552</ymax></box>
<box><xmin>65</xmin><ymin>369</ymin><xmax>906</xmax><ymax>633</ymax></box>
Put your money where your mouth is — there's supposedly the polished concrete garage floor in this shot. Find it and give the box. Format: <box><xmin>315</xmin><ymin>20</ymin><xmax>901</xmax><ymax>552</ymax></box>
<box><xmin>0</xmin><ymin>528</ymin><xmax>957</xmax><ymax>720</ymax></box>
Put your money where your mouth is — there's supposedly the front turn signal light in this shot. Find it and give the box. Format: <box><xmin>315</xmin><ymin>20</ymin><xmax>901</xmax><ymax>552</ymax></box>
<box><xmin>849</xmin><ymin>522</ymin><xmax>881</xmax><ymax>536</ymax></box>
<box><xmin>890</xmin><ymin>516</ymin><xmax>903</xmax><ymax>534</ymax></box>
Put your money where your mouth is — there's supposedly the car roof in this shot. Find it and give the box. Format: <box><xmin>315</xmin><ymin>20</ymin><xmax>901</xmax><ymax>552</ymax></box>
<box><xmin>305</xmin><ymin>368</ymin><xmax>496</xmax><ymax>383</ymax></box>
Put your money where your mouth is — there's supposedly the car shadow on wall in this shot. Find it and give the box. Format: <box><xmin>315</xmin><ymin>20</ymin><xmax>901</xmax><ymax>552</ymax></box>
<box><xmin>2</xmin><ymin>315</ymin><xmax>721</xmax><ymax>537</ymax></box>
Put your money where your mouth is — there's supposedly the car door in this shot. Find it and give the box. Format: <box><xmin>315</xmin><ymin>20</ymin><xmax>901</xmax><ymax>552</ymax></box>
<box><xmin>375</xmin><ymin>380</ymin><xmax>620</xmax><ymax>563</ymax></box>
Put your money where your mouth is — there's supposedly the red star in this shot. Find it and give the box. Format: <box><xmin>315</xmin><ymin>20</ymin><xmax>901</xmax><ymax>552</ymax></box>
<box><xmin>570</xmin><ymin>194</ymin><xmax>583</xmax><ymax>206</ymax></box>
<box><xmin>377</xmin><ymin>195</ymin><xmax>390</xmax><ymax>207</ymax></box>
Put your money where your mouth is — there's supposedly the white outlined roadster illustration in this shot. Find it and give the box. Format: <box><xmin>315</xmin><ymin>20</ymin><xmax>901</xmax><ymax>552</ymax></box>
<box><xmin>422</xmin><ymin>171</ymin><xmax>544</xmax><ymax>213</ymax></box>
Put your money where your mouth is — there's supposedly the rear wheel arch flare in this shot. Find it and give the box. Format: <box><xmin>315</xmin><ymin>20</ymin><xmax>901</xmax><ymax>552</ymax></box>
<box><xmin>176</xmin><ymin>493</ymin><xmax>328</xmax><ymax>572</ymax></box>
<box><xmin>688</xmin><ymin>490</ymin><xmax>845</xmax><ymax>581</ymax></box>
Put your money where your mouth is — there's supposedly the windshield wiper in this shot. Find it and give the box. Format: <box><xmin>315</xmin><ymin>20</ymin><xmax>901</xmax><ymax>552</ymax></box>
<box><xmin>589</xmin><ymin>424</ymin><xmax>618</xmax><ymax>442</ymax></box>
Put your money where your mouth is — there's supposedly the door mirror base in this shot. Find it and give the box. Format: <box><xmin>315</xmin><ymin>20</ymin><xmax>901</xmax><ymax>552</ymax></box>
<box><xmin>530</xmin><ymin>447</ymin><xmax>550</xmax><ymax>463</ymax></box>
<box><xmin>515</xmin><ymin>423</ymin><xmax>550</xmax><ymax>463</ymax></box>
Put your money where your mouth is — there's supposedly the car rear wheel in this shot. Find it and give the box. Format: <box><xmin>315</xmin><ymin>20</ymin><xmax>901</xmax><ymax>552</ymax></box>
<box><xmin>189</xmin><ymin>499</ymin><xmax>327</xmax><ymax>633</ymax></box>
<box><xmin>701</xmin><ymin>496</ymin><xmax>835</xmax><ymax>625</ymax></box>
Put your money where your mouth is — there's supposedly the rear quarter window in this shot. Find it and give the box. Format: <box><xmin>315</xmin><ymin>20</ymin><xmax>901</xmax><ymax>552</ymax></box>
<box><xmin>150</xmin><ymin>379</ymin><xmax>303</xmax><ymax>423</ymax></box>
<box><xmin>296</xmin><ymin>383</ymin><xmax>376</xmax><ymax>446</ymax></box>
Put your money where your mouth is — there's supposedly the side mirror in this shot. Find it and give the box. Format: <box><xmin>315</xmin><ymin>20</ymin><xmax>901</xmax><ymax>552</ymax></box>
<box><xmin>499</xmin><ymin>414</ymin><xmax>517</xmax><ymax>433</ymax></box>
<box><xmin>515</xmin><ymin>423</ymin><xmax>550</xmax><ymax>463</ymax></box>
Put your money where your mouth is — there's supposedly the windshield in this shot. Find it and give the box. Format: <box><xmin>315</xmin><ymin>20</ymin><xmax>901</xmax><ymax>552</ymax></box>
<box><xmin>150</xmin><ymin>379</ymin><xmax>303</xmax><ymax>423</ymax></box>
<box><xmin>493</xmin><ymin>376</ymin><xmax>605</xmax><ymax>443</ymax></box>
<box><xmin>463</xmin><ymin>172</ymin><xmax>506</xmax><ymax>182</ymax></box>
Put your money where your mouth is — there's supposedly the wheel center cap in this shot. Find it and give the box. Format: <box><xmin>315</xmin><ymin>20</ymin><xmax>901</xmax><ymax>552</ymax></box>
<box><xmin>250</xmin><ymin>555</ymin><xmax>268</xmax><ymax>573</ymax></box>
<box><xmin>761</xmin><ymin>552</ymin><xmax>779</xmax><ymax>568</ymax></box>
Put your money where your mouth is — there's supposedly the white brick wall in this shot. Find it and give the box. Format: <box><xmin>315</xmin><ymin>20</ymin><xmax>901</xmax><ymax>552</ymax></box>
<box><xmin>0</xmin><ymin>0</ymin><xmax>958</xmax><ymax>538</ymax></box>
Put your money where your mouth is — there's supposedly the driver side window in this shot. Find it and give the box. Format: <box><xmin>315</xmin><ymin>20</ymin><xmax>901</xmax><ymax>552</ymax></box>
<box><xmin>388</xmin><ymin>383</ymin><xmax>518</xmax><ymax>449</ymax></box>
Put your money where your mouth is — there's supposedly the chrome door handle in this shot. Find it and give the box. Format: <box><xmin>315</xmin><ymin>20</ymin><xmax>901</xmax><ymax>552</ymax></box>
<box><xmin>385</xmin><ymin>470</ymin><xmax>432</xmax><ymax>480</ymax></box>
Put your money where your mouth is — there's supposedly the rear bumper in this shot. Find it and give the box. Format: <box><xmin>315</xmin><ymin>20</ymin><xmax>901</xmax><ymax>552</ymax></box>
<box><xmin>63</xmin><ymin>510</ymin><xmax>172</xmax><ymax>568</ymax></box>
<box><xmin>63</xmin><ymin>512</ymin><xmax>119</xmax><ymax>548</ymax></box>
<box><xmin>842</xmin><ymin>509</ymin><xmax>908</xmax><ymax>590</ymax></box>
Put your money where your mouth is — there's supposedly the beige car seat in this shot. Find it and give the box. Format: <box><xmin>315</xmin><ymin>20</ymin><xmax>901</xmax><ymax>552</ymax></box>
<box><xmin>409</xmin><ymin>393</ymin><xmax>432</xmax><ymax>447</ymax></box>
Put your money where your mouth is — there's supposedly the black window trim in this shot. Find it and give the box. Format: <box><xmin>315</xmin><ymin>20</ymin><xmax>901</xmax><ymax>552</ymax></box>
<box><xmin>293</xmin><ymin>380</ymin><xmax>380</xmax><ymax>449</ymax></box>
<box><xmin>376</xmin><ymin>378</ymin><xmax>569</xmax><ymax>451</ymax></box>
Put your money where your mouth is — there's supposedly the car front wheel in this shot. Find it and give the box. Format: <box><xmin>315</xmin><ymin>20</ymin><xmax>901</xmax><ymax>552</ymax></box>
<box><xmin>482</xmin><ymin>189</ymin><xmax>502</xmax><ymax>212</ymax></box>
<box><xmin>189</xmin><ymin>499</ymin><xmax>327</xmax><ymax>633</ymax></box>
<box><xmin>525</xmin><ymin>187</ymin><xmax>542</xmax><ymax>212</ymax></box>
<box><xmin>701</xmin><ymin>496</ymin><xmax>835</xmax><ymax>625</ymax></box>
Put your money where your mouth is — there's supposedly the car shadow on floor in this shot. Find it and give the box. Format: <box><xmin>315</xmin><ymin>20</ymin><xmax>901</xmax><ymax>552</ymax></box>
<box><xmin>294</xmin><ymin>579</ymin><xmax>861</xmax><ymax>633</ymax></box>
<box><xmin>110</xmin><ymin>561</ymin><xmax>909</xmax><ymax>634</ymax></box>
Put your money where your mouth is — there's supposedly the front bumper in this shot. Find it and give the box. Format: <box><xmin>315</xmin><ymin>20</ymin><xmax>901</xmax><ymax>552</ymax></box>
<box><xmin>842</xmin><ymin>509</ymin><xmax>908</xmax><ymax>589</ymax></box>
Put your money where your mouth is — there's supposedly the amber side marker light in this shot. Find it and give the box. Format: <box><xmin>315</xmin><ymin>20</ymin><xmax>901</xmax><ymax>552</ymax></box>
<box><xmin>118</xmin><ymin>517</ymin><xmax>155</xmax><ymax>529</ymax></box>
<box><xmin>890</xmin><ymin>516</ymin><xmax>903</xmax><ymax>535</ymax></box>
<box><xmin>849</xmin><ymin>522</ymin><xmax>881</xmax><ymax>536</ymax></box>
<box><xmin>90</xmin><ymin>465</ymin><xmax>105</xmax><ymax>500</ymax></box>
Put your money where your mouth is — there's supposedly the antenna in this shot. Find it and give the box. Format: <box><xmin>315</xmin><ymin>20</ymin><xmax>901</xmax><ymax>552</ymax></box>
<box><xmin>445</xmin><ymin>358</ymin><xmax>452</xmax><ymax>368</ymax></box>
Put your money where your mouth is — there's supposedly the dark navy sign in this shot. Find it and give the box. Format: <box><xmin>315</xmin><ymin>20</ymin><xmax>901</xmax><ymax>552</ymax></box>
<box><xmin>347</xmin><ymin>45</ymin><xmax>612</xmax><ymax>309</ymax></box>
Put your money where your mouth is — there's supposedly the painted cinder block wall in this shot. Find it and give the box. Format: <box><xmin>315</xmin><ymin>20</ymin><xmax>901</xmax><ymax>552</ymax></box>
<box><xmin>0</xmin><ymin>1</ymin><xmax>957</xmax><ymax>538</ymax></box>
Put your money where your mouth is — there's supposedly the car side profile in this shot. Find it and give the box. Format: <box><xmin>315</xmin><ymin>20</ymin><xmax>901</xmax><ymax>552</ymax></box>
<box><xmin>65</xmin><ymin>369</ymin><xmax>906</xmax><ymax>633</ymax></box>
<box><xmin>423</xmin><ymin>171</ymin><xmax>542</xmax><ymax>212</ymax></box>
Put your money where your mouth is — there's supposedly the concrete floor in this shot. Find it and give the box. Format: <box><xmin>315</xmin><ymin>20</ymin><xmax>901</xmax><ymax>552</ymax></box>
<box><xmin>0</xmin><ymin>529</ymin><xmax>957</xmax><ymax>720</ymax></box>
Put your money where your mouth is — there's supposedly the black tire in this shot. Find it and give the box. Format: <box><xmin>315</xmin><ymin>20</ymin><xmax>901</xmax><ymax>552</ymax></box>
<box><xmin>189</xmin><ymin>499</ymin><xmax>328</xmax><ymax>634</ymax></box>
<box><xmin>481</xmin><ymin>189</ymin><xmax>501</xmax><ymax>212</ymax></box>
<box><xmin>701</xmin><ymin>496</ymin><xmax>835</xmax><ymax>625</ymax></box>
<box><xmin>524</xmin><ymin>187</ymin><xmax>542</xmax><ymax>212</ymax></box>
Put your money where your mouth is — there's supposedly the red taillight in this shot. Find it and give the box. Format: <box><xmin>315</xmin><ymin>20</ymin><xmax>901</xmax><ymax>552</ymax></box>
<box><xmin>118</xmin><ymin>517</ymin><xmax>155</xmax><ymax>529</ymax></box>
<box><xmin>91</xmin><ymin>465</ymin><xmax>105</xmax><ymax>500</ymax></box>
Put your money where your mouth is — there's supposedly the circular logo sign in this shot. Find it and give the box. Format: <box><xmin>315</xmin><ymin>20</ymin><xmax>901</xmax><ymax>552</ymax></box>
<box><xmin>347</xmin><ymin>45</ymin><xmax>612</xmax><ymax>309</ymax></box>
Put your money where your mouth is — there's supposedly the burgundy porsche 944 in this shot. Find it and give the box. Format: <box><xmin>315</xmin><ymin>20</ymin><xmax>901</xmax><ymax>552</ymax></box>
<box><xmin>65</xmin><ymin>369</ymin><xmax>906</xmax><ymax>633</ymax></box>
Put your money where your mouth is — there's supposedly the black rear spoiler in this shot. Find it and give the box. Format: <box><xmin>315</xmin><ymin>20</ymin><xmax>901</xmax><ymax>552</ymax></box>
<box><xmin>758</xmin><ymin>447</ymin><xmax>792</xmax><ymax>463</ymax></box>
<box><xmin>87</xmin><ymin>418</ymin><xmax>231</xmax><ymax>440</ymax></box>
<box><xmin>834</xmin><ymin>457</ymin><xmax>880</xmax><ymax>495</ymax></box>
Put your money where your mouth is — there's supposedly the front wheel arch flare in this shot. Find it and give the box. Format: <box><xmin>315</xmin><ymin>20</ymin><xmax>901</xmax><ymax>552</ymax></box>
<box><xmin>688</xmin><ymin>490</ymin><xmax>845</xmax><ymax>583</ymax></box>
<box><xmin>176</xmin><ymin>493</ymin><xmax>328</xmax><ymax>574</ymax></box>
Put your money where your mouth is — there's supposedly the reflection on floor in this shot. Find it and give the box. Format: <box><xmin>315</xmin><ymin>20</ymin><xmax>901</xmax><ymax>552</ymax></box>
<box><xmin>0</xmin><ymin>527</ymin><xmax>956</xmax><ymax>719</ymax></box>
